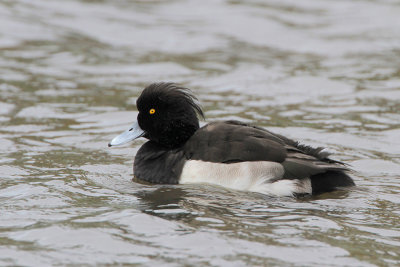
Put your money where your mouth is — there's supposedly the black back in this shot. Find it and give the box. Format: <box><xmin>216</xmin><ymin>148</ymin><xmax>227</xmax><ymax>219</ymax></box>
<box><xmin>183</xmin><ymin>121</ymin><xmax>287</xmax><ymax>163</ymax></box>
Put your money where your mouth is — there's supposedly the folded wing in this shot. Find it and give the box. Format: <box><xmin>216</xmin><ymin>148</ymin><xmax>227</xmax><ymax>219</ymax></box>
<box><xmin>184</xmin><ymin>121</ymin><xmax>349</xmax><ymax>180</ymax></box>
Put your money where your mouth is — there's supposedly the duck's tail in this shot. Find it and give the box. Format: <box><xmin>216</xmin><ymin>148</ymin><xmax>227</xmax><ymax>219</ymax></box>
<box><xmin>310</xmin><ymin>170</ymin><xmax>355</xmax><ymax>194</ymax></box>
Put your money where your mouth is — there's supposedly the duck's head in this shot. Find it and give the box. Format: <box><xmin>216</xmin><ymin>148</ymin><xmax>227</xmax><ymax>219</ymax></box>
<box><xmin>109</xmin><ymin>82</ymin><xmax>204</xmax><ymax>149</ymax></box>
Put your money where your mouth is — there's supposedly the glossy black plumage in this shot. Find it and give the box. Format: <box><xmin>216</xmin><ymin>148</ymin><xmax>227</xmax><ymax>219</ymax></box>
<box><xmin>134</xmin><ymin>141</ymin><xmax>185</xmax><ymax>184</ymax></box>
<box><xmin>184</xmin><ymin>121</ymin><xmax>287</xmax><ymax>163</ymax></box>
<box><xmin>113</xmin><ymin>82</ymin><xmax>355</xmax><ymax>195</ymax></box>
<box><xmin>136</xmin><ymin>83</ymin><xmax>203</xmax><ymax>149</ymax></box>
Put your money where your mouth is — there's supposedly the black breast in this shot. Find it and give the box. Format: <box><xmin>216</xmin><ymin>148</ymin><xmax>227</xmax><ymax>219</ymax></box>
<box><xmin>133</xmin><ymin>141</ymin><xmax>186</xmax><ymax>184</ymax></box>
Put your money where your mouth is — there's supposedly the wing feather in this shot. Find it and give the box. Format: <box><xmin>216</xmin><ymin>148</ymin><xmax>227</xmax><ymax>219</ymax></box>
<box><xmin>183</xmin><ymin>121</ymin><xmax>349</xmax><ymax>180</ymax></box>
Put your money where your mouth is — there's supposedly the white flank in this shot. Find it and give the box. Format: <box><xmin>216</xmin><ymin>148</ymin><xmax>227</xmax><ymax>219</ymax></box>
<box><xmin>179</xmin><ymin>160</ymin><xmax>312</xmax><ymax>197</ymax></box>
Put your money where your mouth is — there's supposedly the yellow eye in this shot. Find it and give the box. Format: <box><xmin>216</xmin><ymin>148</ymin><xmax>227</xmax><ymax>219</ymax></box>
<box><xmin>149</xmin><ymin>108</ymin><xmax>155</xmax><ymax>115</ymax></box>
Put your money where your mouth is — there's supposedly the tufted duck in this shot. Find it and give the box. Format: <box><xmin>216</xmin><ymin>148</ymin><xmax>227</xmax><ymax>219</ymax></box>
<box><xmin>109</xmin><ymin>83</ymin><xmax>355</xmax><ymax>197</ymax></box>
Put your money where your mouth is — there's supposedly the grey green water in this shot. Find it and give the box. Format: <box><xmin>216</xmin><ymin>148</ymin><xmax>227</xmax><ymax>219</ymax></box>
<box><xmin>1</xmin><ymin>0</ymin><xmax>400</xmax><ymax>266</ymax></box>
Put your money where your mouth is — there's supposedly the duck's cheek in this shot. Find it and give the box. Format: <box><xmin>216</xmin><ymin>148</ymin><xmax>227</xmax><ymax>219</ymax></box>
<box><xmin>137</xmin><ymin>114</ymin><xmax>146</xmax><ymax>129</ymax></box>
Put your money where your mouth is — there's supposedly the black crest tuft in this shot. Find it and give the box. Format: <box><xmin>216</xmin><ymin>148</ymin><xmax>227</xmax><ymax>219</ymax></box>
<box><xmin>137</xmin><ymin>82</ymin><xmax>204</xmax><ymax>120</ymax></box>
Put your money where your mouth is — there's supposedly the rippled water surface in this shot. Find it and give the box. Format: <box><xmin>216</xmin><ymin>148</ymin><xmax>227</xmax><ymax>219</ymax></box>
<box><xmin>1</xmin><ymin>0</ymin><xmax>400</xmax><ymax>266</ymax></box>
